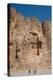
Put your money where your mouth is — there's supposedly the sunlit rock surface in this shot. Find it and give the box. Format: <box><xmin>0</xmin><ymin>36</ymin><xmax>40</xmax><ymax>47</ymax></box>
<box><xmin>8</xmin><ymin>8</ymin><xmax>51</xmax><ymax>75</ymax></box>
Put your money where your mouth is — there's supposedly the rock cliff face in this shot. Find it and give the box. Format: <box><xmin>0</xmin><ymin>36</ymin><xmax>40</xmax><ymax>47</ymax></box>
<box><xmin>8</xmin><ymin>8</ymin><xmax>51</xmax><ymax>73</ymax></box>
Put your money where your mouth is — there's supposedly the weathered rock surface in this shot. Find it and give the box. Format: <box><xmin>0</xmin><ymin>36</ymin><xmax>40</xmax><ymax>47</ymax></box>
<box><xmin>8</xmin><ymin>8</ymin><xmax>51</xmax><ymax>73</ymax></box>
